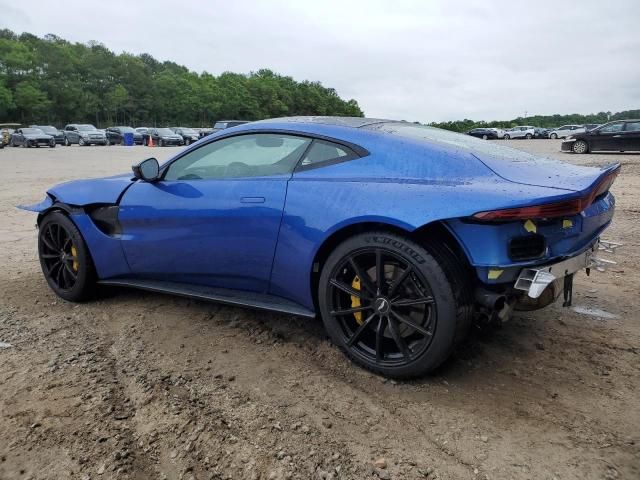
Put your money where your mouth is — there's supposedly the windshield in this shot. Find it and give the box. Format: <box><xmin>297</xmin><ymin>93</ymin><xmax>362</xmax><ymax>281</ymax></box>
<box><xmin>157</xmin><ymin>128</ymin><xmax>174</xmax><ymax>135</ymax></box>
<box><xmin>22</xmin><ymin>128</ymin><xmax>43</xmax><ymax>134</ymax></box>
<box><xmin>78</xmin><ymin>124</ymin><xmax>97</xmax><ymax>131</ymax></box>
<box><xmin>180</xmin><ymin>128</ymin><xmax>197</xmax><ymax>134</ymax></box>
<box><xmin>118</xmin><ymin>126</ymin><xmax>135</xmax><ymax>133</ymax></box>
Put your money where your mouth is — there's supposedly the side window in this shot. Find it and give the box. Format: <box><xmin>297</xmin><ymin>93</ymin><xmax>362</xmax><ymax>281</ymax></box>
<box><xmin>164</xmin><ymin>133</ymin><xmax>311</xmax><ymax>180</ymax></box>
<box><xmin>624</xmin><ymin>122</ymin><xmax>640</xmax><ymax>132</ymax></box>
<box><xmin>298</xmin><ymin>139</ymin><xmax>356</xmax><ymax>169</ymax></box>
<box><xmin>599</xmin><ymin>123</ymin><xmax>624</xmax><ymax>133</ymax></box>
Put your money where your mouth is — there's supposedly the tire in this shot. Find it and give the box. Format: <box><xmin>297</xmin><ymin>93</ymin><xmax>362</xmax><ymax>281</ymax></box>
<box><xmin>106</xmin><ymin>137</ymin><xmax>111</xmax><ymax>146</ymax></box>
<box><xmin>78</xmin><ymin>137</ymin><xmax>86</xmax><ymax>146</ymax></box>
<box><xmin>572</xmin><ymin>140</ymin><xmax>589</xmax><ymax>154</ymax></box>
<box><xmin>11</xmin><ymin>139</ymin><xmax>18</xmax><ymax>147</ymax></box>
<box><xmin>318</xmin><ymin>231</ymin><xmax>466</xmax><ymax>378</ymax></box>
<box><xmin>64</xmin><ymin>137</ymin><xmax>70</xmax><ymax>146</ymax></box>
<box><xmin>159</xmin><ymin>139</ymin><xmax>164</xmax><ymax>147</ymax></box>
<box><xmin>525</xmin><ymin>133</ymin><xmax>533</xmax><ymax>139</ymax></box>
<box><xmin>49</xmin><ymin>141</ymin><xmax>56</xmax><ymax>148</ymax></box>
<box><xmin>550</xmin><ymin>133</ymin><xmax>558</xmax><ymax>139</ymax></box>
<box><xmin>504</xmin><ymin>134</ymin><xmax>510</xmax><ymax>140</ymax></box>
<box><xmin>25</xmin><ymin>140</ymin><xmax>32</xmax><ymax>148</ymax></box>
<box><xmin>482</xmin><ymin>134</ymin><xmax>488</xmax><ymax>140</ymax></box>
<box><xmin>185</xmin><ymin>138</ymin><xmax>191</xmax><ymax>146</ymax></box>
<box><xmin>38</xmin><ymin>211</ymin><xmax>96</xmax><ymax>302</ymax></box>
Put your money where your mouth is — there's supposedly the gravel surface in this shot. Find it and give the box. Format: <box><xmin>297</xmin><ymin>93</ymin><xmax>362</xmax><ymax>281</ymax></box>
<box><xmin>0</xmin><ymin>140</ymin><xmax>638</xmax><ymax>480</ymax></box>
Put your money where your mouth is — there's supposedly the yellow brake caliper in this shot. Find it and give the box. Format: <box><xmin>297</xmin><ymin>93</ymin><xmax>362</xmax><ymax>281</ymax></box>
<box><xmin>71</xmin><ymin>245</ymin><xmax>79</xmax><ymax>272</ymax></box>
<box><xmin>351</xmin><ymin>276</ymin><xmax>363</xmax><ymax>325</ymax></box>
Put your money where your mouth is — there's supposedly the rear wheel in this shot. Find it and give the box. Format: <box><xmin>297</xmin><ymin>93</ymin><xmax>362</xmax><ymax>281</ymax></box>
<box><xmin>482</xmin><ymin>134</ymin><xmax>488</xmax><ymax>140</ymax></box>
<box><xmin>550</xmin><ymin>133</ymin><xmax>558</xmax><ymax>139</ymax></box>
<box><xmin>78</xmin><ymin>137</ymin><xmax>86</xmax><ymax>146</ymax></box>
<box><xmin>38</xmin><ymin>212</ymin><xmax>96</xmax><ymax>302</ymax></box>
<box><xmin>319</xmin><ymin>231</ymin><xmax>464</xmax><ymax>378</ymax></box>
<box><xmin>525</xmin><ymin>133</ymin><xmax>533</xmax><ymax>139</ymax></box>
<box><xmin>572</xmin><ymin>140</ymin><xmax>589</xmax><ymax>154</ymax></box>
<box><xmin>64</xmin><ymin>137</ymin><xmax>70</xmax><ymax>146</ymax></box>
<box><xmin>504</xmin><ymin>134</ymin><xmax>510</xmax><ymax>140</ymax></box>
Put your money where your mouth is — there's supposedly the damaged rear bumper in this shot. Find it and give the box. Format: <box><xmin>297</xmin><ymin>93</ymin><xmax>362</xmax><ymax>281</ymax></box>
<box><xmin>514</xmin><ymin>239</ymin><xmax>621</xmax><ymax>299</ymax></box>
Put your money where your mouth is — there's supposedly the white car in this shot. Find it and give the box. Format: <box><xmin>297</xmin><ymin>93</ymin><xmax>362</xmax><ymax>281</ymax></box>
<box><xmin>487</xmin><ymin>128</ymin><xmax>505</xmax><ymax>139</ymax></box>
<box><xmin>503</xmin><ymin>126</ymin><xmax>535</xmax><ymax>140</ymax></box>
<box><xmin>548</xmin><ymin>125</ymin><xmax>586</xmax><ymax>139</ymax></box>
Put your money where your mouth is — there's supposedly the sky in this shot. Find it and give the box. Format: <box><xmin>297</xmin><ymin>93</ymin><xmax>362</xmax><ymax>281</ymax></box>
<box><xmin>2</xmin><ymin>0</ymin><xmax>639</xmax><ymax>122</ymax></box>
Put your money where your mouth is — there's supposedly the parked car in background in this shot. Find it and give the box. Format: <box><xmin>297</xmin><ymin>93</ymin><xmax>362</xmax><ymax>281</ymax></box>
<box><xmin>0</xmin><ymin>123</ymin><xmax>20</xmax><ymax>148</ymax></box>
<box><xmin>171</xmin><ymin>127</ymin><xmax>200</xmax><ymax>145</ymax></box>
<box><xmin>198</xmin><ymin>127</ymin><xmax>214</xmax><ymax>138</ymax></box>
<box><xmin>503</xmin><ymin>126</ymin><xmax>535</xmax><ymax>139</ymax></box>
<box><xmin>548</xmin><ymin>125</ymin><xmax>585</xmax><ymax>139</ymax></box>
<box><xmin>31</xmin><ymin>125</ymin><xmax>65</xmax><ymax>145</ymax></box>
<box><xmin>63</xmin><ymin>124</ymin><xmax>107</xmax><ymax>146</ymax></box>
<box><xmin>487</xmin><ymin>128</ymin><xmax>505</xmax><ymax>139</ymax></box>
<box><xmin>212</xmin><ymin>120</ymin><xmax>249</xmax><ymax>133</ymax></box>
<box><xmin>534</xmin><ymin>127</ymin><xmax>551</xmax><ymax>139</ymax></box>
<box><xmin>562</xmin><ymin>119</ymin><xmax>640</xmax><ymax>153</ymax></box>
<box><xmin>584</xmin><ymin>124</ymin><xmax>601</xmax><ymax>131</ymax></box>
<box><xmin>146</xmin><ymin>127</ymin><xmax>184</xmax><ymax>146</ymax></box>
<box><xmin>466</xmin><ymin>128</ymin><xmax>499</xmax><ymax>140</ymax></box>
<box><xmin>10</xmin><ymin>127</ymin><xmax>55</xmax><ymax>148</ymax></box>
<box><xmin>105</xmin><ymin>126</ymin><xmax>143</xmax><ymax>145</ymax></box>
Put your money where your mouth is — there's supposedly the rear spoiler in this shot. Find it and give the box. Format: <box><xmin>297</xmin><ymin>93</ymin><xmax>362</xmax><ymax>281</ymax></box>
<box><xmin>473</xmin><ymin>163</ymin><xmax>620</xmax><ymax>221</ymax></box>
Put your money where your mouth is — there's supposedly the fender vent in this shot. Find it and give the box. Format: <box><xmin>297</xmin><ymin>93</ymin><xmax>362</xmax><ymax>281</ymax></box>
<box><xmin>509</xmin><ymin>235</ymin><xmax>546</xmax><ymax>261</ymax></box>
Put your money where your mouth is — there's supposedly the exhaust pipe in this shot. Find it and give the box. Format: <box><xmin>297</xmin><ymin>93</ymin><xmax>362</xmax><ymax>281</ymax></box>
<box><xmin>475</xmin><ymin>289</ymin><xmax>507</xmax><ymax>311</ymax></box>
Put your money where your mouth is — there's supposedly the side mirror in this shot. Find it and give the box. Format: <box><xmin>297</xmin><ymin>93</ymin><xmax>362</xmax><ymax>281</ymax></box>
<box><xmin>132</xmin><ymin>158</ymin><xmax>160</xmax><ymax>182</ymax></box>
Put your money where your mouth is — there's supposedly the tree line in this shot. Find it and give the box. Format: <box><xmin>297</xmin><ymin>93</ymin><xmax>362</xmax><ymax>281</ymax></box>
<box><xmin>429</xmin><ymin>110</ymin><xmax>640</xmax><ymax>133</ymax></box>
<box><xmin>0</xmin><ymin>30</ymin><xmax>363</xmax><ymax>127</ymax></box>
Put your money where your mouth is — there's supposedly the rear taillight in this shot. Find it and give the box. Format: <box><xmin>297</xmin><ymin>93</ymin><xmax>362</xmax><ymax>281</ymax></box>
<box><xmin>473</xmin><ymin>167</ymin><xmax>619</xmax><ymax>221</ymax></box>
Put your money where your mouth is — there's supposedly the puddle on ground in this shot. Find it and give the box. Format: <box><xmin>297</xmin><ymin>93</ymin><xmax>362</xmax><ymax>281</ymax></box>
<box><xmin>572</xmin><ymin>306</ymin><xmax>619</xmax><ymax>320</ymax></box>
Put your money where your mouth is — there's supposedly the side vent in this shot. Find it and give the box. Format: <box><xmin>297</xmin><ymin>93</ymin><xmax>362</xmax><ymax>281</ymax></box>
<box><xmin>88</xmin><ymin>205</ymin><xmax>121</xmax><ymax>236</ymax></box>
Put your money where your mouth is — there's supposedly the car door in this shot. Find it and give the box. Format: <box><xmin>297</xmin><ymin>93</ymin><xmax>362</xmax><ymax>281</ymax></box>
<box><xmin>590</xmin><ymin>122</ymin><xmax>625</xmax><ymax>150</ymax></box>
<box><xmin>621</xmin><ymin>121</ymin><xmax>640</xmax><ymax>151</ymax></box>
<box><xmin>13</xmin><ymin>129</ymin><xmax>24</xmax><ymax>145</ymax></box>
<box><xmin>118</xmin><ymin>132</ymin><xmax>312</xmax><ymax>293</ymax></box>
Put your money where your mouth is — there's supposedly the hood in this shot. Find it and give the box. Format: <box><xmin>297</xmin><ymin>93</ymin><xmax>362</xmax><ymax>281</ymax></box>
<box><xmin>47</xmin><ymin>173</ymin><xmax>134</xmax><ymax>206</ymax></box>
<box><xmin>471</xmin><ymin>145</ymin><xmax>619</xmax><ymax>194</ymax></box>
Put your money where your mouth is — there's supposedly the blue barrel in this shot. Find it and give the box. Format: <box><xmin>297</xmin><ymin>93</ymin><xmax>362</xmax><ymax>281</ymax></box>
<box><xmin>123</xmin><ymin>132</ymin><xmax>134</xmax><ymax>146</ymax></box>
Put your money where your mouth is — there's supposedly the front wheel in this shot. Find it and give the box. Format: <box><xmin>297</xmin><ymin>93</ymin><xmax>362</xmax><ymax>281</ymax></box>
<box><xmin>78</xmin><ymin>137</ymin><xmax>86</xmax><ymax>146</ymax></box>
<box><xmin>572</xmin><ymin>140</ymin><xmax>589</xmax><ymax>154</ymax></box>
<box><xmin>482</xmin><ymin>134</ymin><xmax>488</xmax><ymax>140</ymax></box>
<box><xmin>525</xmin><ymin>133</ymin><xmax>533</xmax><ymax>139</ymax></box>
<box><xmin>38</xmin><ymin>211</ymin><xmax>96</xmax><ymax>302</ymax></box>
<box><xmin>504</xmin><ymin>134</ymin><xmax>510</xmax><ymax>140</ymax></box>
<box><xmin>318</xmin><ymin>232</ymin><xmax>464</xmax><ymax>378</ymax></box>
<box><xmin>550</xmin><ymin>133</ymin><xmax>558</xmax><ymax>139</ymax></box>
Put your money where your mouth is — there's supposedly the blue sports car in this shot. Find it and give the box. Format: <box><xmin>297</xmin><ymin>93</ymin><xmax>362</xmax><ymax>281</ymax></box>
<box><xmin>20</xmin><ymin>117</ymin><xmax>621</xmax><ymax>378</ymax></box>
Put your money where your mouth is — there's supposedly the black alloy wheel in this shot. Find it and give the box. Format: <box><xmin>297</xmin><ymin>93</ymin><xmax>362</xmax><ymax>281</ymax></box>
<box><xmin>38</xmin><ymin>212</ymin><xmax>96</xmax><ymax>302</ymax></box>
<box><xmin>319</xmin><ymin>232</ymin><xmax>462</xmax><ymax>378</ymax></box>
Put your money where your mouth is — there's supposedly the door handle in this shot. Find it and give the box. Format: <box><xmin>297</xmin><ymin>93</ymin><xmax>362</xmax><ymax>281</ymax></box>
<box><xmin>240</xmin><ymin>196</ymin><xmax>265</xmax><ymax>203</ymax></box>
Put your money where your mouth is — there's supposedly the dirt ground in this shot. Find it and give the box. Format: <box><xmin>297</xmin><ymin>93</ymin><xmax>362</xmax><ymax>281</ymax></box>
<box><xmin>0</xmin><ymin>140</ymin><xmax>638</xmax><ymax>480</ymax></box>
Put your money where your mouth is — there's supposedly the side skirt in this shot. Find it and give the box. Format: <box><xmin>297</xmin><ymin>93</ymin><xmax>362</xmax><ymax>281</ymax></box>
<box><xmin>97</xmin><ymin>278</ymin><xmax>316</xmax><ymax>318</ymax></box>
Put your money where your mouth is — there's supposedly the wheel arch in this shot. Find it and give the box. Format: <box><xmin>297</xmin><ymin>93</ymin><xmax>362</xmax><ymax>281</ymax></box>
<box><xmin>308</xmin><ymin>219</ymin><xmax>472</xmax><ymax>312</ymax></box>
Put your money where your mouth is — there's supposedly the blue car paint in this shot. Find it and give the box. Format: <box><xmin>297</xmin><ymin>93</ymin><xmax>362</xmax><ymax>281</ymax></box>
<box><xmin>117</xmin><ymin>176</ymin><xmax>290</xmax><ymax>292</ymax></box>
<box><xmin>19</xmin><ymin>118</ymin><xmax>618</xmax><ymax>314</ymax></box>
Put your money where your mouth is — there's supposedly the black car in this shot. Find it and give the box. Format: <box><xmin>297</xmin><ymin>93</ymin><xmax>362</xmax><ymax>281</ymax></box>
<box><xmin>534</xmin><ymin>127</ymin><xmax>551</xmax><ymax>139</ymax></box>
<box><xmin>466</xmin><ymin>128</ymin><xmax>498</xmax><ymax>140</ymax></box>
<box><xmin>211</xmin><ymin>120</ymin><xmax>249</xmax><ymax>134</ymax></box>
<box><xmin>146</xmin><ymin>127</ymin><xmax>184</xmax><ymax>147</ymax></box>
<box><xmin>10</xmin><ymin>127</ymin><xmax>56</xmax><ymax>148</ymax></box>
<box><xmin>31</xmin><ymin>125</ymin><xmax>65</xmax><ymax>145</ymax></box>
<box><xmin>561</xmin><ymin>119</ymin><xmax>640</xmax><ymax>153</ymax></box>
<box><xmin>171</xmin><ymin>127</ymin><xmax>200</xmax><ymax>145</ymax></box>
<box><xmin>105</xmin><ymin>126</ymin><xmax>143</xmax><ymax>145</ymax></box>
